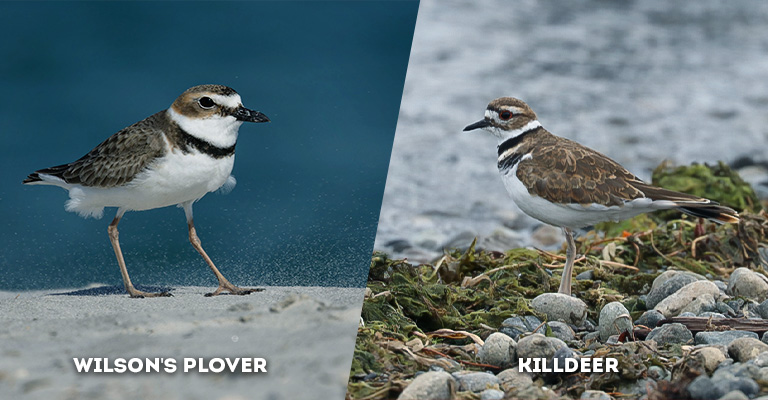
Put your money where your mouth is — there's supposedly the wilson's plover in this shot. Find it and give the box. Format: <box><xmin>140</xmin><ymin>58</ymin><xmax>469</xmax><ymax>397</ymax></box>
<box><xmin>464</xmin><ymin>97</ymin><xmax>739</xmax><ymax>295</ymax></box>
<box><xmin>24</xmin><ymin>84</ymin><xmax>270</xmax><ymax>298</ymax></box>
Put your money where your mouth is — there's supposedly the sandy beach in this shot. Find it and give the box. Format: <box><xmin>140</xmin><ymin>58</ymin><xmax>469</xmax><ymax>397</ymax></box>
<box><xmin>0</xmin><ymin>285</ymin><xmax>363</xmax><ymax>400</ymax></box>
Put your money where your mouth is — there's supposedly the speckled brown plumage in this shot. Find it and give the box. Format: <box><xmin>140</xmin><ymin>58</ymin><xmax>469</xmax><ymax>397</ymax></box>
<box><xmin>24</xmin><ymin>112</ymin><xmax>168</xmax><ymax>188</ymax></box>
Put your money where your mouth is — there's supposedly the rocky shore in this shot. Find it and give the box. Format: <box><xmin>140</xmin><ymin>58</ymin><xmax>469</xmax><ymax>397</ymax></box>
<box><xmin>348</xmin><ymin>164</ymin><xmax>768</xmax><ymax>400</ymax></box>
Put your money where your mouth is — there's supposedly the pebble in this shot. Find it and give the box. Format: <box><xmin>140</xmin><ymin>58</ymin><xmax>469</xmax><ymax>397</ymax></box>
<box><xmin>398</xmin><ymin>371</ymin><xmax>454</xmax><ymax>400</ymax></box>
<box><xmin>480</xmin><ymin>389</ymin><xmax>505</xmax><ymax>400</ymax></box>
<box><xmin>646</xmin><ymin>323</ymin><xmax>693</xmax><ymax>345</ymax></box>
<box><xmin>719</xmin><ymin>391</ymin><xmax>749</xmax><ymax>400</ymax></box>
<box><xmin>716</xmin><ymin>301</ymin><xmax>736</xmax><ymax>315</ymax></box>
<box><xmin>646</xmin><ymin>273</ymin><xmax>699</xmax><ymax>308</ymax></box>
<box><xmin>516</xmin><ymin>333</ymin><xmax>568</xmax><ymax>360</ymax></box>
<box><xmin>695</xmin><ymin>331</ymin><xmax>758</xmax><ymax>346</ymax></box>
<box><xmin>754</xmin><ymin>351</ymin><xmax>768</xmax><ymax>367</ymax></box>
<box><xmin>530</xmin><ymin>293</ymin><xmax>588</xmax><ymax>326</ymax></box>
<box><xmin>547</xmin><ymin>321</ymin><xmax>575</xmax><ymax>342</ymax></box>
<box><xmin>654</xmin><ymin>281</ymin><xmax>720</xmax><ymax>318</ymax></box>
<box><xmin>699</xmin><ymin>312</ymin><xmax>726</xmax><ymax>319</ymax></box>
<box><xmin>714</xmin><ymin>280</ymin><xmax>728</xmax><ymax>293</ymax></box>
<box><xmin>728</xmin><ymin>267</ymin><xmax>768</xmax><ymax>302</ymax></box>
<box><xmin>451</xmin><ymin>371</ymin><xmax>500</xmax><ymax>393</ymax></box>
<box><xmin>651</xmin><ymin>270</ymin><xmax>704</xmax><ymax>291</ymax></box>
<box><xmin>679</xmin><ymin>312</ymin><xmax>697</xmax><ymax>317</ymax></box>
<box><xmin>691</xmin><ymin>346</ymin><xmax>727</xmax><ymax>374</ymax></box>
<box><xmin>688</xmin><ymin>374</ymin><xmax>759</xmax><ymax>400</ymax></box>
<box><xmin>599</xmin><ymin>302</ymin><xmax>632</xmax><ymax>342</ymax></box>
<box><xmin>757</xmin><ymin>298</ymin><xmax>768</xmax><ymax>319</ymax></box>
<box><xmin>763</xmin><ymin>332</ymin><xmax>768</xmax><ymax>345</ymax></box>
<box><xmin>496</xmin><ymin>368</ymin><xmax>533</xmax><ymax>391</ymax></box>
<box><xmin>500</xmin><ymin>315</ymin><xmax>543</xmax><ymax>340</ymax></box>
<box><xmin>713</xmin><ymin>371</ymin><xmax>760</xmax><ymax>398</ymax></box>
<box><xmin>634</xmin><ymin>310</ymin><xmax>664</xmax><ymax>328</ymax></box>
<box><xmin>575</xmin><ymin>270</ymin><xmax>594</xmax><ymax>281</ymax></box>
<box><xmin>478</xmin><ymin>332</ymin><xmax>516</xmax><ymax>368</ymax></box>
<box><xmin>687</xmin><ymin>375</ymin><xmax>719</xmax><ymax>400</ymax></box>
<box><xmin>580</xmin><ymin>390</ymin><xmax>613</xmax><ymax>400</ymax></box>
<box><xmin>728</xmin><ymin>337</ymin><xmax>768</xmax><ymax>362</ymax></box>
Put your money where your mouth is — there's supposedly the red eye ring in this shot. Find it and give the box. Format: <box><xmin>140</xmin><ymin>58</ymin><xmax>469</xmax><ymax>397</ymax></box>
<box><xmin>499</xmin><ymin>110</ymin><xmax>513</xmax><ymax>120</ymax></box>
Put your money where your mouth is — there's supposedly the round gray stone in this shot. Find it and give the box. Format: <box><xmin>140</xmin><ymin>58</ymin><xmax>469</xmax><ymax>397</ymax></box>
<box><xmin>500</xmin><ymin>315</ymin><xmax>543</xmax><ymax>339</ymax></box>
<box><xmin>695</xmin><ymin>331</ymin><xmax>758</xmax><ymax>346</ymax></box>
<box><xmin>516</xmin><ymin>333</ymin><xmax>568</xmax><ymax>359</ymax></box>
<box><xmin>581</xmin><ymin>390</ymin><xmax>613</xmax><ymax>400</ymax></box>
<box><xmin>599</xmin><ymin>302</ymin><xmax>633</xmax><ymax>342</ymax></box>
<box><xmin>728</xmin><ymin>337</ymin><xmax>768</xmax><ymax>362</ymax></box>
<box><xmin>530</xmin><ymin>293</ymin><xmax>587</xmax><ymax>326</ymax></box>
<box><xmin>651</xmin><ymin>270</ymin><xmax>704</xmax><ymax>291</ymax></box>
<box><xmin>398</xmin><ymin>371</ymin><xmax>454</xmax><ymax>400</ymax></box>
<box><xmin>687</xmin><ymin>375</ymin><xmax>720</xmax><ymax>400</ymax></box>
<box><xmin>691</xmin><ymin>346</ymin><xmax>727</xmax><ymax>374</ymax></box>
<box><xmin>654</xmin><ymin>281</ymin><xmax>720</xmax><ymax>318</ymax></box>
<box><xmin>754</xmin><ymin>351</ymin><xmax>768</xmax><ymax>367</ymax></box>
<box><xmin>496</xmin><ymin>368</ymin><xmax>533</xmax><ymax>391</ymax></box>
<box><xmin>547</xmin><ymin>321</ymin><xmax>575</xmax><ymax>342</ymax></box>
<box><xmin>480</xmin><ymin>389</ymin><xmax>505</xmax><ymax>400</ymax></box>
<box><xmin>478</xmin><ymin>332</ymin><xmax>517</xmax><ymax>368</ymax></box>
<box><xmin>646</xmin><ymin>323</ymin><xmax>693</xmax><ymax>345</ymax></box>
<box><xmin>635</xmin><ymin>310</ymin><xmax>664</xmax><ymax>328</ymax></box>
<box><xmin>451</xmin><ymin>371</ymin><xmax>500</xmax><ymax>393</ymax></box>
<box><xmin>757</xmin><ymin>298</ymin><xmax>768</xmax><ymax>319</ymax></box>
<box><xmin>719</xmin><ymin>390</ymin><xmax>749</xmax><ymax>400</ymax></box>
<box><xmin>646</xmin><ymin>273</ymin><xmax>699</xmax><ymax>308</ymax></box>
<box><xmin>711</xmin><ymin>374</ymin><xmax>759</xmax><ymax>398</ymax></box>
<box><xmin>575</xmin><ymin>270</ymin><xmax>594</xmax><ymax>281</ymax></box>
<box><xmin>729</xmin><ymin>267</ymin><xmax>768</xmax><ymax>302</ymax></box>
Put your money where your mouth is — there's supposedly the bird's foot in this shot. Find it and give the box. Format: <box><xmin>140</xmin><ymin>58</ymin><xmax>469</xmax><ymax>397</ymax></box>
<box><xmin>205</xmin><ymin>284</ymin><xmax>264</xmax><ymax>297</ymax></box>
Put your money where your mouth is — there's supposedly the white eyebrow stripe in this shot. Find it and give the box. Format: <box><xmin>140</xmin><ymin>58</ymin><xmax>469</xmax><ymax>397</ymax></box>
<box><xmin>209</xmin><ymin>94</ymin><xmax>242</xmax><ymax>109</ymax></box>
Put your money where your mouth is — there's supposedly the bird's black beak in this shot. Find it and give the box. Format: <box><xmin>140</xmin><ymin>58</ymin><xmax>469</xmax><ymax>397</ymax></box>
<box><xmin>234</xmin><ymin>106</ymin><xmax>270</xmax><ymax>123</ymax></box>
<box><xmin>463</xmin><ymin>119</ymin><xmax>490</xmax><ymax>132</ymax></box>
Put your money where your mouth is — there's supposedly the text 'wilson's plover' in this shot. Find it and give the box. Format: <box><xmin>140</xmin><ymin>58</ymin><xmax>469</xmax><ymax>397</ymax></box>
<box><xmin>464</xmin><ymin>97</ymin><xmax>739</xmax><ymax>296</ymax></box>
<box><xmin>24</xmin><ymin>84</ymin><xmax>270</xmax><ymax>298</ymax></box>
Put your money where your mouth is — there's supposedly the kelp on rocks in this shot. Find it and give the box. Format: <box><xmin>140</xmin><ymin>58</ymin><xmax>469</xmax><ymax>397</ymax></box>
<box><xmin>347</xmin><ymin>163</ymin><xmax>768</xmax><ymax>400</ymax></box>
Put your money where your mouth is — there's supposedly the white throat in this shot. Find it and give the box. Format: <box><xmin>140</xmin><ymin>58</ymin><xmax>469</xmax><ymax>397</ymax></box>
<box><xmin>168</xmin><ymin>108</ymin><xmax>242</xmax><ymax>148</ymax></box>
<box><xmin>490</xmin><ymin>120</ymin><xmax>541</xmax><ymax>145</ymax></box>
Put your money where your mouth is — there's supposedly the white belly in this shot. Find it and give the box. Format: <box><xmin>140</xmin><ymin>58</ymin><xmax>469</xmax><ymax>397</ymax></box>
<box><xmin>64</xmin><ymin>151</ymin><xmax>235</xmax><ymax>218</ymax></box>
<box><xmin>500</xmin><ymin>165</ymin><xmax>669</xmax><ymax>228</ymax></box>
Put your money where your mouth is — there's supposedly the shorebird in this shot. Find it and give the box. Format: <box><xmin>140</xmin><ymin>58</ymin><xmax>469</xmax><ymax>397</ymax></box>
<box><xmin>24</xmin><ymin>84</ymin><xmax>270</xmax><ymax>298</ymax></box>
<box><xmin>464</xmin><ymin>97</ymin><xmax>739</xmax><ymax>295</ymax></box>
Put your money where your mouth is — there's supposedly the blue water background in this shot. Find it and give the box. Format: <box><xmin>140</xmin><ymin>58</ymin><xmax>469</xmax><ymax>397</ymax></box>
<box><xmin>0</xmin><ymin>1</ymin><xmax>417</xmax><ymax>290</ymax></box>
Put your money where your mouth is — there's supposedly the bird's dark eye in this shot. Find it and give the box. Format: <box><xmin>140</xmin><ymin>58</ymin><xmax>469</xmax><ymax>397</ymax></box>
<box><xmin>198</xmin><ymin>97</ymin><xmax>215</xmax><ymax>109</ymax></box>
<box><xmin>499</xmin><ymin>110</ymin><xmax>513</xmax><ymax>120</ymax></box>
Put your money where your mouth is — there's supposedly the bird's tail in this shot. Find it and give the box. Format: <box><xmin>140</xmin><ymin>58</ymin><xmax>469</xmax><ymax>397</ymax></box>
<box><xmin>676</xmin><ymin>204</ymin><xmax>740</xmax><ymax>224</ymax></box>
<box><xmin>633</xmin><ymin>182</ymin><xmax>740</xmax><ymax>224</ymax></box>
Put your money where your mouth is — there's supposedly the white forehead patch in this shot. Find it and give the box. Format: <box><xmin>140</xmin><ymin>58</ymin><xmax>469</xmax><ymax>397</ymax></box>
<box><xmin>209</xmin><ymin>93</ymin><xmax>242</xmax><ymax>109</ymax></box>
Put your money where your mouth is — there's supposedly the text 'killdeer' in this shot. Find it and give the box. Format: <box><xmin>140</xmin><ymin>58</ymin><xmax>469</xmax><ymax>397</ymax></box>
<box><xmin>464</xmin><ymin>97</ymin><xmax>739</xmax><ymax>296</ymax></box>
<box><xmin>24</xmin><ymin>84</ymin><xmax>270</xmax><ymax>298</ymax></box>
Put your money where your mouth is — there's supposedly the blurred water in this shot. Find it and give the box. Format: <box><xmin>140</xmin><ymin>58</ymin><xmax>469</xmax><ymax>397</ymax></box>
<box><xmin>0</xmin><ymin>1</ymin><xmax>418</xmax><ymax>290</ymax></box>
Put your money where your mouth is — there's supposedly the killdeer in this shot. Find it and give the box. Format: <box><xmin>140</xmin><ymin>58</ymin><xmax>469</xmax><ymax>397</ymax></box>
<box><xmin>464</xmin><ymin>97</ymin><xmax>739</xmax><ymax>296</ymax></box>
<box><xmin>23</xmin><ymin>84</ymin><xmax>270</xmax><ymax>298</ymax></box>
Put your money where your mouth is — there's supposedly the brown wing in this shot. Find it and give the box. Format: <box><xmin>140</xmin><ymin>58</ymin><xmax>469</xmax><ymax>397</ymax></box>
<box><xmin>516</xmin><ymin>135</ymin><xmax>649</xmax><ymax>206</ymax></box>
<box><xmin>514</xmin><ymin>133</ymin><xmax>739</xmax><ymax>223</ymax></box>
<box><xmin>25</xmin><ymin>112</ymin><xmax>168</xmax><ymax>188</ymax></box>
